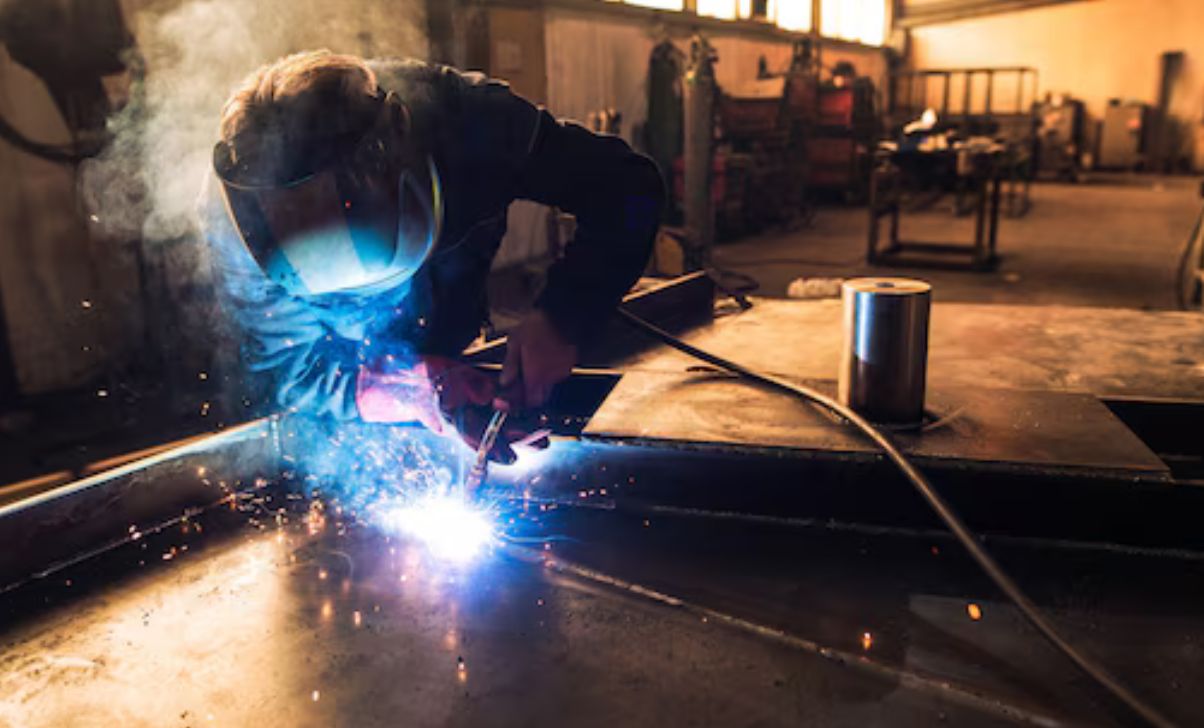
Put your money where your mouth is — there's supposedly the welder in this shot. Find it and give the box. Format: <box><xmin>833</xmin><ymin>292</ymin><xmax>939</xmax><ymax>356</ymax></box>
<box><xmin>201</xmin><ymin>50</ymin><xmax>662</xmax><ymax>462</ymax></box>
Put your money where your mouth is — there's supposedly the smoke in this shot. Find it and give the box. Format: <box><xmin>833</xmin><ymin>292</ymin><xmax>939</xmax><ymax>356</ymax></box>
<box><xmin>81</xmin><ymin>0</ymin><xmax>429</xmax><ymax>242</ymax></box>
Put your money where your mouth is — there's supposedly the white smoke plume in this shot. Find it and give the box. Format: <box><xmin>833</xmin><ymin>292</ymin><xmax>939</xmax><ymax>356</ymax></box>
<box><xmin>82</xmin><ymin>0</ymin><xmax>429</xmax><ymax>242</ymax></box>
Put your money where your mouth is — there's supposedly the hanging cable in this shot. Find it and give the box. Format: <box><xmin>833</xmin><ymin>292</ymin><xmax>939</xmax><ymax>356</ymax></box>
<box><xmin>615</xmin><ymin>306</ymin><xmax>1176</xmax><ymax>728</ymax></box>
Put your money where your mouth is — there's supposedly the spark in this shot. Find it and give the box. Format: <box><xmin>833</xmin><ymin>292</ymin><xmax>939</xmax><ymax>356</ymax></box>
<box><xmin>967</xmin><ymin>603</ymin><xmax>983</xmax><ymax>621</ymax></box>
<box><xmin>861</xmin><ymin>631</ymin><xmax>873</xmax><ymax>651</ymax></box>
<box><xmin>382</xmin><ymin>493</ymin><xmax>494</xmax><ymax>564</ymax></box>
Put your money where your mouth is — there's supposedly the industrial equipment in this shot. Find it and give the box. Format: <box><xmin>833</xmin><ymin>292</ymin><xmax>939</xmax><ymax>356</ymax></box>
<box><xmin>1099</xmin><ymin>100</ymin><xmax>1153</xmax><ymax>170</ymax></box>
<box><xmin>888</xmin><ymin>66</ymin><xmax>1036</xmax><ymax>217</ymax></box>
<box><xmin>807</xmin><ymin>62</ymin><xmax>878</xmax><ymax>200</ymax></box>
<box><xmin>838</xmin><ymin>278</ymin><xmax>931</xmax><ymax>425</ymax></box>
<box><xmin>867</xmin><ymin>143</ymin><xmax>1004</xmax><ymax>270</ymax></box>
<box><xmin>1035</xmin><ymin>93</ymin><xmax>1086</xmax><ymax>180</ymax></box>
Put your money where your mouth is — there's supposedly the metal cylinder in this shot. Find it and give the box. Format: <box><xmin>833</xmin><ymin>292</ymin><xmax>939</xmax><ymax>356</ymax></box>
<box><xmin>839</xmin><ymin>278</ymin><xmax>932</xmax><ymax>425</ymax></box>
<box><xmin>683</xmin><ymin>34</ymin><xmax>717</xmax><ymax>262</ymax></box>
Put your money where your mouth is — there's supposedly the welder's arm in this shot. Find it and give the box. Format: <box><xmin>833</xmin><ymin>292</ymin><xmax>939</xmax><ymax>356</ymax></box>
<box><xmin>201</xmin><ymin>181</ymin><xmax>400</xmax><ymax>421</ymax></box>
<box><xmin>516</xmin><ymin>111</ymin><xmax>665</xmax><ymax>346</ymax></box>
<box><xmin>206</xmin><ymin>230</ymin><xmax>361</xmax><ymax>420</ymax></box>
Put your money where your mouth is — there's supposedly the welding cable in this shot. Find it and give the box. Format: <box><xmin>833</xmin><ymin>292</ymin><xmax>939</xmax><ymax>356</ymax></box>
<box><xmin>614</xmin><ymin>306</ymin><xmax>1176</xmax><ymax>728</ymax></box>
<box><xmin>1175</xmin><ymin>202</ymin><xmax>1204</xmax><ymax>311</ymax></box>
<box><xmin>0</xmin><ymin>113</ymin><xmax>104</xmax><ymax>165</ymax></box>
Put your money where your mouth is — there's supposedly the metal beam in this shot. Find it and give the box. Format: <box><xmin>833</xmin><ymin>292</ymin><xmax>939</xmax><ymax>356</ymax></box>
<box><xmin>897</xmin><ymin>0</ymin><xmax>1094</xmax><ymax>28</ymax></box>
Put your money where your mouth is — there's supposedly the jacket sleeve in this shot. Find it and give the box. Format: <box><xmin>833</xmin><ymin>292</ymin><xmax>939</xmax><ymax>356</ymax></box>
<box><xmin>201</xmin><ymin>177</ymin><xmax>362</xmax><ymax>420</ymax></box>
<box><xmin>494</xmin><ymin>94</ymin><xmax>664</xmax><ymax>345</ymax></box>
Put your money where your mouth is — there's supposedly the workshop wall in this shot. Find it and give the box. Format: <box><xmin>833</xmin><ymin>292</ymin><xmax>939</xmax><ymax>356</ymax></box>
<box><xmin>910</xmin><ymin>0</ymin><xmax>1204</xmax><ymax>169</ymax></box>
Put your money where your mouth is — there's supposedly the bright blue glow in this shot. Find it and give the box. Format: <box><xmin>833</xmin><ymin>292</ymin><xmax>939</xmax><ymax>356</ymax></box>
<box><xmin>281</xmin><ymin>419</ymin><xmax>500</xmax><ymax>565</ymax></box>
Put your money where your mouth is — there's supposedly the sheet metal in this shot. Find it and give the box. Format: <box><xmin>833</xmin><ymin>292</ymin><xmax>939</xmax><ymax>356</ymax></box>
<box><xmin>584</xmin><ymin>371</ymin><xmax>1169</xmax><ymax>479</ymax></box>
<box><xmin>0</xmin><ymin>418</ymin><xmax>280</xmax><ymax>593</ymax></box>
<box><xmin>4</xmin><ymin>499</ymin><xmax>1202</xmax><ymax>727</ymax></box>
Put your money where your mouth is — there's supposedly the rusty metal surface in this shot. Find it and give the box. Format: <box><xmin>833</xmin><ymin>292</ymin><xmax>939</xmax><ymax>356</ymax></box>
<box><xmin>4</xmin><ymin>494</ymin><xmax>1203</xmax><ymax>728</ymax></box>
<box><xmin>583</xmin><ymin>370</ymin><xmax>1169</xmax><ymax>479</ymax></box>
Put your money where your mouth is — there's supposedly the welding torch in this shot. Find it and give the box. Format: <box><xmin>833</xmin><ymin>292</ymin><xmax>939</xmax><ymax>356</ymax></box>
<box><xmin>462</xmin><ymin>408</ymin><xmax>508</xmax><ymax>494</ymax></box>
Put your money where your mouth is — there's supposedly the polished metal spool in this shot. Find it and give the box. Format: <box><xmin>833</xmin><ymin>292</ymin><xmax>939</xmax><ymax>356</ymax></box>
<box><xmin>839</xmin><ymin>278</ymin><xmax>932</xmax><ymax>425</ymax></box>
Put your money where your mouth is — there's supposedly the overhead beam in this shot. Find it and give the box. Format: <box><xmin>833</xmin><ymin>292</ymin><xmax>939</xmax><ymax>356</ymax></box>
<box><xmin>896</xmin><ymin>0</ymin><xmax>1094</xmax><ymax>28</ymax></box>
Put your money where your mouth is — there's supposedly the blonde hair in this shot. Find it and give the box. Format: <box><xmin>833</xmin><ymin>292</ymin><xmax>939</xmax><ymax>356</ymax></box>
<box><xmin>219</xmin><ymin>50</ymin><xmax>380</xmax><ymax>173</ymax></box>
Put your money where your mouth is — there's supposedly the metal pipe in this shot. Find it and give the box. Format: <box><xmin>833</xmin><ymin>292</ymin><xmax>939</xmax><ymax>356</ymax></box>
<box><xmin>839</xmin><ymin>278</ymin><xmax>931</xmax><ymax>425</ymax></box>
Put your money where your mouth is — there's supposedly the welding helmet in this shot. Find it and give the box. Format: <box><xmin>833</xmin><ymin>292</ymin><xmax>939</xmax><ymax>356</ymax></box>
<box><xmin>212</xmin><ymin>90</ymin><xmax>442</xmax><ymax>297</ymax></box>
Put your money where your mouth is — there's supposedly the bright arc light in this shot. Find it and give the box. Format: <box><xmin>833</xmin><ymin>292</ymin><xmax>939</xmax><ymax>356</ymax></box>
<box><xmin>386</xmin><ymin>494</ymin><xmax>494</xmax><ymax>564</ymax></box>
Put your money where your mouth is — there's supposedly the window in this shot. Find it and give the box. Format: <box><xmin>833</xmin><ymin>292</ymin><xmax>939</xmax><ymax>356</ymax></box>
<box><xmin>697</xmin><ymin>0</ymin><xmax>739</xmax><ymax>20</ymax></box>
<box><xmin>621</xmin><ymin>0</ymin><xmax>685</xmax><ymax>9</ymax></box>
<box><xmin>820</xmin><ymin>0</ymin><xmax>887</xmax><ymax>46</ymax></box>
<box><xmin>724</xmin><ymin>0</ymin><xmax>813</xmax><ymax>32</ymax></box>
<box><xmin>609</xmin><ymin>0</ymin><xmax>887</xmax><ymax>45</ymax></box>
<box><xmin>775</xmin><ymin>1</ymin><xmax>813</xmax><ymax>32</ymax></box>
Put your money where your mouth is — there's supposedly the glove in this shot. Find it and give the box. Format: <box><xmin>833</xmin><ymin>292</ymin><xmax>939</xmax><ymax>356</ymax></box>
<box><xmin>355</xmin><ymin>355</ymin><xmax>493</xmax><ymax>434</ymax></box>
<box><xmin>356</xmin><ymin>356</ymin><xmax>549</xmax><ymax>463</ymax></box>
<box><xmin>495</xmin><ymin>309</ymin><xmax>578</xmax><ymax>412</ymax></box>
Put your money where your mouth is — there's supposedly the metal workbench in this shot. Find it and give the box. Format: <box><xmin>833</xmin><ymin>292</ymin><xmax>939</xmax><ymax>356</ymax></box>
<box><xmin>2</xmin><ymin>292</ymin><xmax>1203</xmax><ymax>726</ymax></box>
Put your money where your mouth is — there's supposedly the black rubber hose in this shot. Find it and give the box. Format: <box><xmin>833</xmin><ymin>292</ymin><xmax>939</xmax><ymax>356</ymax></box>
<box><xmin>0</xmin><ymin>112</ymin><xmax>102</xmax><ymax>165</ymax></box>
<box><xmin>1175</xmin><ymin>203</ymin><xmax>1203</xmax><ymax>311</ymax></box>
<box><xmin>616</xmin><ymin>306</ymin><xmax>1176</xmax><ymax>728</ymax></box>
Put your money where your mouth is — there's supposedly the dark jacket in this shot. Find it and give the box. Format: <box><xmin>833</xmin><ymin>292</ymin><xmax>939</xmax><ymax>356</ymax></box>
<box><xmin>202</xmin><ymin>60</ymin><xmax>663</xmax><ymax>420</ymax></box>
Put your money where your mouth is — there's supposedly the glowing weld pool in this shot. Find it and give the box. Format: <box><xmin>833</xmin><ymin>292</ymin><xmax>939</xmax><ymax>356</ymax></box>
<box><xmin>380</xmin><ymin>493</ymin><xmax>495</xmax><ymax>564</ymax></box>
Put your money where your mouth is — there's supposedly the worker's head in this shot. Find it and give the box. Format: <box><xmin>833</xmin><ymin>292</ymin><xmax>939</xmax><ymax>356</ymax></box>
<box><xmin>213</xmin><ymin>50</ymin><xmax>441</xmax><ymax>297</ymax></box>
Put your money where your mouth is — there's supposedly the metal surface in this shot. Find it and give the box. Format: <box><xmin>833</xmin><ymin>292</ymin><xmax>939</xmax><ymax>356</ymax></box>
<box><xmin>839</xmin><ymin>278</ymin><xmax>931</xmax><ymax>424</ymax></box>
<box><xmin>467</xmin><ymin>272</ymin><xmax>715</xmax><ymax>368</ymax></box>
<box><xmin>1</xmin><ymin>491</ymin><xmax>1202</xmax><ymax>727</ymax></box>
<box><xmin>620</xmin><ymin>297</ymin><xmax>1204</xmax><ymax>403</ymax></box>
<box><xmin>585</xmin><ymin>370</ymin><xmax>1167</xmax><ymax>478</ymax></box>
<box><xmin>0</xmin><ymin>418</ymin><xmax>279</xmax><ymax>592</ymax></box>
<box><xmin>683</xmin><ymin>35</ymin><xmax>717</xmax><ymax>258</ymax></box>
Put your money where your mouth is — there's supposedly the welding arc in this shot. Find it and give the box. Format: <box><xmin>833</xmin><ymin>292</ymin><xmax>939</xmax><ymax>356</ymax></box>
<box><xmin>615</xmin><ymin>307</ymin><xmax>1176</xmax><ymax>728</ymax></box>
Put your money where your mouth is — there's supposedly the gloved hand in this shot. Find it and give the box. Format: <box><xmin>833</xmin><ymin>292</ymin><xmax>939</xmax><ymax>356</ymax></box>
<box><xmin>355</xmin><ymin>355</ymin><xmax>493</xmax><ymax>433</ymax></box>
<box><xmin>356</xmin><ymin>355</ymin><xmax>550</xmax><ymax>464</ymax></box>
<box><xmin>495</xmin><ymin>309</ymin><xmax>578</xmax><ymax>412</ymax></box>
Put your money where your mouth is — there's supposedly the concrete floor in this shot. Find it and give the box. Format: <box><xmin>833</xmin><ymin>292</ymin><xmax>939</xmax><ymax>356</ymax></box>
<box><xmin>716</xmin><ymin>175</ymin><xmax>1202</xmax><ymax>310</ymax></box>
